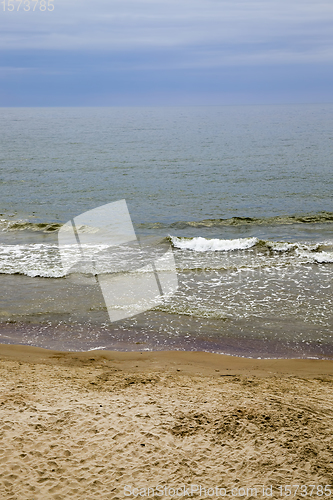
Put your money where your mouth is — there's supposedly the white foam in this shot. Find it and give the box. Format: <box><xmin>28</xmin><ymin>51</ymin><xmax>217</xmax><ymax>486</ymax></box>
<box><xmin>267</xmin><ymin>241</ymin><xmax>320</xmax><ymax>253</ymax></box>
<box><xmin>0</xmin><ymin>242</ymin><xmax>177</xmax><ymax>278</ymax></box>
<box><xmin>267</xmin><ymin>241</ymin><xmax>297</xmax><ymax>252</ymax></box>
<box><xmin>0</xmin><ymin>243</ymin><xmax>63</xmax><ymax>277</ymax></box>
<box><xmin>0</xmin><ymin>243</ymin><xmax>109</xmax><ymax>278</ymax></box>
<box><xmin>0</xmin><ymin>236</ymin><xmax>331</xmax><ymax>279</ymax></box>
<box><xmin>296</xmin><ymin>249</ymin><xmax>333</xmax><ymax>264</ymax></box>
<box><xmin>170</xmin><ymin>236</ymin><xmax>259</xmax><ymax>252</ymax></box>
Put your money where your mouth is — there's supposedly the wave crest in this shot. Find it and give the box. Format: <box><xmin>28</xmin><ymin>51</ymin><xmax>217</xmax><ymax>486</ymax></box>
<box><xmin>170</xmin><ymin>236</ymin><xmax>259</xmax><ymax>252</ymax></box>
<box><xmin>138</xmin><ymin>212</ymin><xmax>333</xmax><ymax>230</ymax></box>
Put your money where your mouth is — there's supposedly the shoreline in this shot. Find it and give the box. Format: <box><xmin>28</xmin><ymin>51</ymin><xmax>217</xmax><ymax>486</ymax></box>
<box><xmin>1</xmin><ymin>343</ymin><xmax>333</xmax><ymax>378</ymax></box>
<box><xmin>1</xmin><ymin>342</ymin><xmax>333</xmax><ymax>498</ymax></box>
<box><xmin>1</xmin><ymin>321</ymin><xmax>333</xmax><ymax>360</ymax></box>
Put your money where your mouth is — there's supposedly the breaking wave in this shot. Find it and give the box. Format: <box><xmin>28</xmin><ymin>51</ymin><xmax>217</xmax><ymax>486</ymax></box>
<box><xmin>0</xmin><ymin>235</ymin><xmax>332</xmax><ymax>278</ymax></box>
<box><xmin>170</xmin><ymin>236</ymin><xmax>259</xmax><ymax>252</ymax></box>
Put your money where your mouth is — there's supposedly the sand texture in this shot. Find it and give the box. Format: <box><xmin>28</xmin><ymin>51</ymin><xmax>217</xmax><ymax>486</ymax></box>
<box><xmin>1</xmin><ymin>346</ymin><xmax>333</xmax><ymax>499</ymax></box>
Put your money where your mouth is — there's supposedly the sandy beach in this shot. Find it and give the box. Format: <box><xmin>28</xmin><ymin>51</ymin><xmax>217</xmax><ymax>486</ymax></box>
<box><xmin>0</xmin><ymin>345</ymin><xmax>333</xmax><ymax>499</ymax></box>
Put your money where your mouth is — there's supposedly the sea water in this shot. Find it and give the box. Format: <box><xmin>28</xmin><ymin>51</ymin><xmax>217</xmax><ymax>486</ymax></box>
<box><xmin>0</xmin><ymin>105</ymin><xmax>332</xmax><ymax>357</ymax></box>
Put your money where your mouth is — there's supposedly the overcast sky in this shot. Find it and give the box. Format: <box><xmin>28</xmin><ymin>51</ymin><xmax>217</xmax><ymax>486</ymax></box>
<box><xmin>1</xmin><ymin>0</ymin><xmax>333</xmax><ymax>105</ymax></box>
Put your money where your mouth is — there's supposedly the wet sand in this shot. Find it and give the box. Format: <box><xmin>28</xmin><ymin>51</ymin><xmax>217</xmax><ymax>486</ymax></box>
<box><xmin>1</xmin><ymin>344</ymin><xmax>333</xmax><ymax>499</ymax></box>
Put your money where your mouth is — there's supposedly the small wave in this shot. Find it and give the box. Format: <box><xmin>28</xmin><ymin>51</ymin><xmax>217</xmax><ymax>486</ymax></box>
<box><xmin>0</xmin><ymin>243</ymin><xmax>65</xmax><ymax>278</ymax></box>
<box><xmin>0</xmin><ymin>218</ymin><xmax>109</xmax><ymax>234</ymax></box>
<box><xmin>0</xmin><ymin>243</ymin><xmax>110</xmax><ymax>278</ymax></box>
<box><xmin>296</xmin><ymin>249</ymin><xmax>333</xmax><ymax>264</ymax></box>
<box><xmin>0</xmin><ymin>235</ymin><xmax>331</xmax><ymax>279</ymax></box>
<box><xmin>170</xmin><ymin>235</ymin><xmax>333</xmax><ymax>258</ymax></box>
<box><xmin>266</xmin><ymin>241</ymin><xmax>320</xmax><ymax>253</ymax></box>
<box><xmin>1</xmin><ymin>217</ymin><xmax>143</xmax><ymax>237</ymax></box>
<box><xmin>1</xmin><ymin>211</ymin><xmax>332</xmax><ymax>234</ymax></box>
<box><xmin>0</xmin><ymin>242</ymin><xmax>176</xmax><ymax>278</ymax></box>
<box><xmin>266</xmin><ymin>241</ymin><xmax>333</xmax><ymax>262</ymax></box>
<box><xmin>170</xmin><ymin>236</ymin><xmax>259</xmax><ymax>252</ymax></box>
<box><xmin>138</xmin><ymin>211</ymin><xmax>333</xmax><ymax>229</ymax></box>
<box><xmin>0</xmin><ymin>219</ymin><xmax>62</xmax><ymax>233</ymax></box>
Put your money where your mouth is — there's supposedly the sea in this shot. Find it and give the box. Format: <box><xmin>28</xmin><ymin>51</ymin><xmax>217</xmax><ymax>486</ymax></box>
<box><xmin>0</xmin><ymin>104</ymin><xmax>332</xmax><ymax>358</ymax></box>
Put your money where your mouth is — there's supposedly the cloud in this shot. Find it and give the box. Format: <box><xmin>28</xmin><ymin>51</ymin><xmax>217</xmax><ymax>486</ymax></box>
<box><xmin>1</xmin><ymin>0</ymin><xmax>333</xmax><ymax>64</ymax></box>
<box><xmin>1</xmin><ymin>0</ymin><xmax>333</xmax><ymax>104</ymax></box>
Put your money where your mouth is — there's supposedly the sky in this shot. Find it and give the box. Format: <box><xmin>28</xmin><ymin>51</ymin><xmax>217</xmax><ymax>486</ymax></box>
<box><xmin>1</xmin><ymin>0</ymin><xmax>333</xmax><ymax>106</ymax></box>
